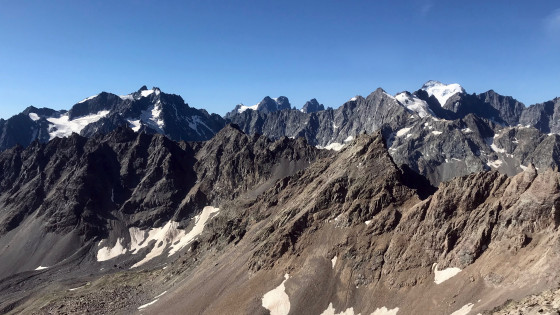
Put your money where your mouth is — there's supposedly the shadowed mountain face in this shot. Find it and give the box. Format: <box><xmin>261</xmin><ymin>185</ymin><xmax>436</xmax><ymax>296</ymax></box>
<box><xmin>0</xmin><ymin>86</ymin><xmax>226</xmax><ymax>152</ymax></box>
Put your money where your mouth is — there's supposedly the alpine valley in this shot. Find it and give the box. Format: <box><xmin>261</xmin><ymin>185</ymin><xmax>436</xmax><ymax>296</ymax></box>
<box><xmin>1</xmin><ymin>81</ymin><xmax>560</xmax><ymax>314</ymax></box>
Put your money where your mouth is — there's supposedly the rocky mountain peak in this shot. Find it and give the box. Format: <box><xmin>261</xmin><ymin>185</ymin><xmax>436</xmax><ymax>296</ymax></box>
<box><xmin>421</xmin><ymin>80</ymin><xmax>465</xmax><ymax>106</ymax></box>
<box><xmin>301</xmin><ymin>98</ymin><xmax>325</xmax><ymax>113</ymax></box>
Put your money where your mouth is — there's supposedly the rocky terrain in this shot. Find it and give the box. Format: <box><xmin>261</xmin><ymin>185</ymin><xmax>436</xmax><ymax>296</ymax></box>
<box><xmin>0</xmin><ymin>86</ymin><xmax>225</xmax><ymax>151</ymax></box>
<box><xmin>2</xmin><ymin>81</ymin><xmax>560</xmax><ymax>314</ymax></box>
<box><xmin>0</xmin><ymin>124</ymin><xmax>559</xmax><ymax>314</ymax></box>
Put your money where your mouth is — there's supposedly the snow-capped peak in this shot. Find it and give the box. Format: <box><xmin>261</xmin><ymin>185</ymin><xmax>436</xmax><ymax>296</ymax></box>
<box><xmin>237</xmin><ymin>103</ymin><xmax>259</xmax><ymax>113</ymax></box>
<box><xmin>395</xmin><ymin>92</ymin><xmax>436</xmax><ymax>118</ymax></box>
<box><xmin>141</xmin><ymin>89</ymin><xmax>155</xmax><ymax>98</ymax></box>
<box><xmin>78</xmin><ymin>94</ymin><xmax>99</xmax><ymax>104</ymax></box>
<box><xmin>421</xmin><ymin>80</ymin><xmax>465</xmax><ymax>106</ymax></box>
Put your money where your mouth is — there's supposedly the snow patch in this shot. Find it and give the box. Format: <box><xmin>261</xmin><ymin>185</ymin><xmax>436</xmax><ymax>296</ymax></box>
<box><xmin>35</xmin><ymin>266</ymin><xmax>48</xmax><ymax>271</ymax></box>
<box><xmin>78</xmin><ymin>94</ymin><xmax>99</xmax><ymax>104</ymax></box>
<box><xmin>320</xmin><ymin>303</ymin><xmax>356</xmax><ymax>315</ymax></box>
<box><xmin>490</xmin><ymin>143</ymin><xmax>506</xmax><ymax>153</ymax></box>
<box><xmin>141</xmin><ymin>89</ymin><xmax>155</xmax><ymax>97</ymax></box>
<box><xmin>262</xmin><ymin>274</ymin><xmax>290</xmax><ymax>315</ymax></box>
<box><xmin>47</xmin><ymin>110</ymin><xmax>110</xmax><ymax>140</ymax></box>
<box><xmin>433</xmin><ymin>263</ymin><xmax>461</xmax><ymax>284</ymax></box>
<box><xmin>432</xmin><ymin>130</ymin><xmax>443</xmax><ymax>135</ymax></box>
<box><xmin>317</xmin><ymin>142</ymin><xmax>345</xmax><ymax>151</ymax></box>
<box><xmin>119</xmin><ymin>94</ymin><xmax>134</xmax><ymax>101</ymax></box>
<box><xmin>68</xmin><ymin>285</ymin><xmax>86</xmax><ymax>291</ymax></box>
<box><xmin>28</xmin><ymin>113</ymin><xmax>40</xmax><ymax>121</ymax></box>
<box><xmin>383</xmin><ymin>92</ymin><xmax>396</xmax><ymax>100</ymax></box>
<box><xmin>138</xmin><ymin>299</ymin><xmax>159</xmax><ymax>310</ymax></box>
<box><xmin>97</xmin><ymin>238</ymin><xmax>126</xmax><ymax>262</ymax></box>
<box><xmin>461</xmin><ymin>128</ymin><xmax>472</xmax><ymax>133</ymax></box>
<box><xmin>140</xmin><ymin>101</ymin><xmax>165</xmax><ymax>132</ymax></box>
<box><xmin>450</xmin><ymin>303</ymin><xmax>474</xmax><ymax>315</ymax></box>
<box><xmin>130</xmin><ymin>206</ymin><xmax>220</xmax><ymax>268</ymax></box>
<box><xmin>520</xmin><ymin>164</ymin><xmax>528</xmax><ymax>171</ymax></box>
<box><xmin>188</xmin><ymin>115</ymin><xmax>212</xmax><ymax>135</ymax></box>
<box><xmin>422</xmin><ymin>80</ymin><xmax>464</xmax><ymax>106</ymax></box>
<box><xmin>487</xmin><ymin>159</ymin><xmax>503</xmax><ymax>168</ymax></box>
<box><xmin>238</xmin><ymin>103</ymin><xmax>259</xmax><ymax>113</ymax></box>
<box><xmin>395</xmin><ymin>92</ymin><xmax>434</xmax><ymax>118</ymax></box>
<box><xmin>95</xmin><ymin>206</ymin><xmax>220</xmax><ymax>266</ymax></box>
<box><xmin>396</xmin><ymin>127</ymin><xmax>412</xmax><ymax>137</ymax></box>
<box><xmin>350</xmin><ymin>97</ymin><xmax>358</xmax><ymax>101</ymax></box>
<box><xmin>127</xmin><ymin>119</ymin><xmax>141</xmax><ymax>132</ymax></box>
<box><xmin>365</xmin><ymin>220</ymin><xmax>372</xmax><ymax>225</ymax></box>
<box><xmin>372</xmin><ymin>306</ymin><xmax>400</xmax><ymax>315</ymax></box>
<box><xmin>344</xmin><ymin>136</ymin><xmax>354</xmax><ymax>143</ymax></box>
<box><xmin>331</xmin><ymin>256</ymin><xmax>337</xmax><ymax>269</ymax></box>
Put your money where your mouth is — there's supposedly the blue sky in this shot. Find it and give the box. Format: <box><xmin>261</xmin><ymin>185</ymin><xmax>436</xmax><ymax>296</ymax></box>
<box><xmin>1</xmin><ymin>1</ymin><xmax>559</xmax><ymax>119</ymax></box>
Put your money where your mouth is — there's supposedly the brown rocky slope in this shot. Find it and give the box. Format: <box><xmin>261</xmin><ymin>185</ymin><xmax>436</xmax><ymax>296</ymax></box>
<box><xmin>4</xmin><ymin>129</ymin><xmax>560</xmax><ymax>314</ymax></box>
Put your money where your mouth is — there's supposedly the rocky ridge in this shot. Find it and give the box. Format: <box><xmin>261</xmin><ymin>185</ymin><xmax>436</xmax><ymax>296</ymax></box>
<box><xmin>2</xmin><ymin>128</ymin><xmax>560</xmax><ymax>314</ymax></box>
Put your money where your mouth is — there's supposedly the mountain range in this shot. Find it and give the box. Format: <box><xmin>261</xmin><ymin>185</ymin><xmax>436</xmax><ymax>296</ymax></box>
<box><xmin>1</xmin><ymin>81</ymin><xmax>560</xmax><ymax>314</ymax></box>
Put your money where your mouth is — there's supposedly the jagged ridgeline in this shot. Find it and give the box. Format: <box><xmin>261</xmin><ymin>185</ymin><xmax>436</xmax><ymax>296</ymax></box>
<box><xmin>0</xmin><ymin>82</ymin><xmax>560</xmax><ymax>314</ymax></box>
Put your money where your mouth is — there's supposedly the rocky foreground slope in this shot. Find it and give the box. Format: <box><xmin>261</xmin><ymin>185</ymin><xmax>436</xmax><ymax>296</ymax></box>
<box><xmin>1</xmin><ymin>125</ymin><xmax>560</xmax><ymax>314</ymax></box>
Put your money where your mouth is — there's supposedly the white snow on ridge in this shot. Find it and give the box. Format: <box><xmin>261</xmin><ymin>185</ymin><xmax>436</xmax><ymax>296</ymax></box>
<box><xmin>344</xmin><ymin>136</ymin><xmax>354</xmax><ymax>143</ymax></box>
<box><xmin>422</xmin><ymin>81</ymin><xmax>464</xmax><ymax>106</ymax></box>
<box><xmin>395</xmin><ymin>92</ymin><xmax>434</xmax><ymax>118</ymax></box>
<box><xmin>433</xmin><ymin>263</ymin><xmax>461</xmax><ymax>284</ymax></box>
<box><xmin>78</xmin><ymin>94</ymin><xmax>99</xmax><ymax>104</ymax></box>
<box><xmin>262</xmin><ymin>274</ymin><xmax>291</xmax><ymax>315</ymax></box>
<box><xmin>47</xmin><ymin>110</ymin><xmax>110</xmax><ymax>140</ymax></box>
<box><xmin>119</xmin><ymin>94</ymin><xmax>134</xmax><ymax>101</ymax></box>
<box><xmin>28</xmin><ymin>113</ymin><xmax>40</xmax><ymax>121</ymax></box>
<box><xmin>35</xmin><ymin>266</ymin><xmax>48</xmax><ymax>270</ymax></box>
<box><xmin>141</xmin><ymin>89</ymin><xmax>155</xmax><ymax>98</ymax></box>
<box><xmin>139</xmin><ymin>102</ymin><xmax>165</xmax><ymax>132</ymax></box>
<box><xmin>127</xmin><ymin>119</ymin><xmax>141</xmax><ymax>132</ymax></box>
<box><xmin>237</xmin><ymin>103</ymin><xmax>259</xmax><ymax>113</ymax></box>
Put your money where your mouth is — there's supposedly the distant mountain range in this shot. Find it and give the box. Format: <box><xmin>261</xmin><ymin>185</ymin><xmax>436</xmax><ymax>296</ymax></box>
<box><xmin>2</xmin><ymin>81</ymin><xmax>560</xmax><ymax>186</ymax></box>
<box><xmin>2</xmin><ymin>81</ymin><xmax>560</xmax><ymax>314</ymax></box>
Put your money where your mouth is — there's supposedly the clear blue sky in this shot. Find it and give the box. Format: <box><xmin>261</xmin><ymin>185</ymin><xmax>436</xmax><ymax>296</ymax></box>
<box><xmin>1</xmin><ymin>1</ymin><xmax>559</xmax><ymax>119</ymax></box>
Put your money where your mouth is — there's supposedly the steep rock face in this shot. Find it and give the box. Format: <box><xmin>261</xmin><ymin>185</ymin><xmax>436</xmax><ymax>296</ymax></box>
<box><xmin>301</xmin><ymin>98</ymin><xmax>325</xmax><ymax>113</ymax></box>
<box><xmin>3</xmin><ymin>130</ymin><xmax>560</xmax><ymax>314</ymax></box>
<box><xmin>519</xmin><ymin>98</ymin><xmax>560</xmax><ymax>134</ymax></box>
<box><xmin>0</xmin><ymin>87</ymin><xmax>226</xmax><ymax>151</ymax></box>
<box><xmin>140</xmin><ymin>133</ymin><xmax>560</xmax><ymax>315</ymax></box>
<box><xmin>228</xmin><ymin>88</ymin><xmax>411</xmax><ymax>146</ymax></box>
<box><xmin>477</xmin><ymin>90</ymin><xmax>525</xmax><ymax>126</ymax></box>
<box><xmin>224</xmin><ymin>96</ymin><xmax>292</xmax><ymax>119</ymax></box>
<box><xmin>0</xmin><ymin>124</ymin><xmax>326</xmax><ymax>278</ymax></box>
